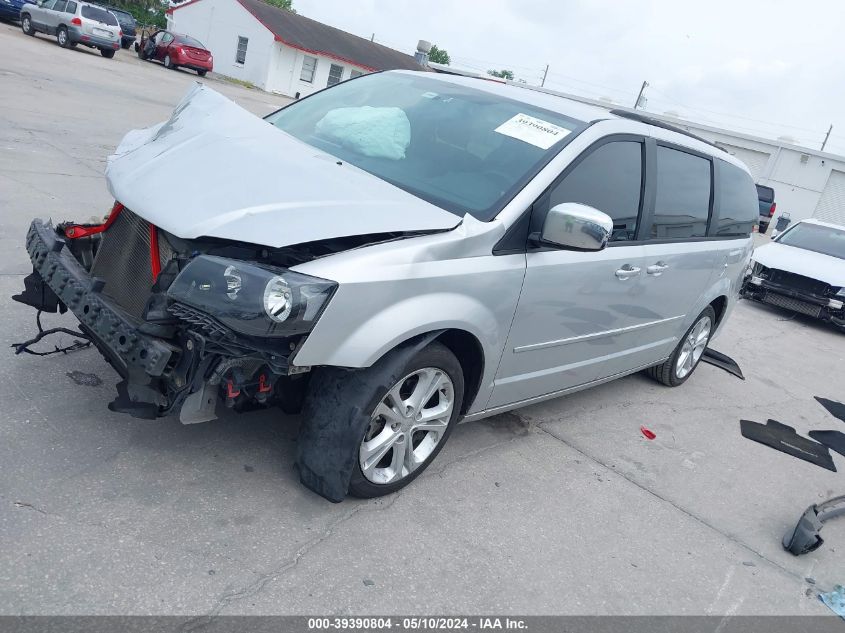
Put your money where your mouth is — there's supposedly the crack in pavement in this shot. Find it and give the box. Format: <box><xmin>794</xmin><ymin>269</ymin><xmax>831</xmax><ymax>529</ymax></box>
<box><xmin>182</xmin><ymin>493</ymin><xmax>405</xmax><ymax>628</ymax></box>
<box><xmin>534</xmin><ymin>423</ymin><xmax>822</xmax><ymax>590</ymax></box>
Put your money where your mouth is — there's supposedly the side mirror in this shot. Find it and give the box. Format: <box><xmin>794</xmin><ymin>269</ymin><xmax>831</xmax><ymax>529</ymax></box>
<box><xmin>539</xmin><ymin>203</ymin><xmax>613</xmax><ymax>251</ymax></box>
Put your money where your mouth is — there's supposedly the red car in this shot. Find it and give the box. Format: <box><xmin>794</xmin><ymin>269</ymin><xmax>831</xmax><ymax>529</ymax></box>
<box><xmin>137</xmin><ymin>30</ymin><xmax>213</xmax><ymax>76</ymax></box>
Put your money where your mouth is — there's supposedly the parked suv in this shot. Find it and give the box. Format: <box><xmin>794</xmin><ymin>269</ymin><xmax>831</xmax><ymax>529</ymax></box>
<box><xmin>13</xmin><ymin>72</ymin><xmax>757</xmax><ymax>501</ymax></box>
<box><xmin>756</xmin><ymin>184</ymin><xmax>776</xmax><ymax>233</ymax></box>
<box><xmin>94</xmin><ymin>3</ymin><xmax>134</xmax><ymax>48</ymax></box>
<box><xmin>21</xmin><ymin>0</ymin><xmax>121</xmax><ymax>57</ymax></box>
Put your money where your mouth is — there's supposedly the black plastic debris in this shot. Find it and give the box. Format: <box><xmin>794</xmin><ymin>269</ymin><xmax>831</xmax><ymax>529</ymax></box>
<box><xmin>783</xmin><ymin>495</ymin><xmax>845</xmax><ymax>556</ymax></box>
<box><xmin>815</xmin><ymin>397</ymin><xmax>845</xmax><ymax>424</ymax></box>
<box><xmin>701</xmin><ymin>348</ymin><xmax>744</xmax><ymax>380</ymax></box>
<box><xmin>740</xmin><ymin>419</ymin><xmax>836</xmax><ymax>472</ymax></box>
<box><xmin>809</xmin><ymin>430</ymin><xmax>845</xmax><ymax>458</ymax></box>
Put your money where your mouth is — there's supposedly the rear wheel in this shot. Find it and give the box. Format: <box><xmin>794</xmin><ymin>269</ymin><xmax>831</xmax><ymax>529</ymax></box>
<box><xmin>21</xmin><ymin>14</ymin><xmax>35</xmax><ymax>36</ymax></box>
<box><xmin>56</xmin><ymin>25</ymin><xmax>69</xmax><ymax>48</ymax></box>
<box><xmin>100</xmin><ymin>48</ymin><xmax>115</xmax><ymax>59</ymax></box>
<box><xmin>646</xmin><ymin>306</ymin><xmax>715</xmax><ymax>387</ymax></box>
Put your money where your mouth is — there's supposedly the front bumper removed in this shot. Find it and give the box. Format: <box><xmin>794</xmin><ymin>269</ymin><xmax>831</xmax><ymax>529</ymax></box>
<box><xmin>21</xmin><ymin>219</ymin><xmax>176</xmax><ymax>377</ymax></box>
<box><xmin>741</xmin><ymin>277</ymin><xmax>845</xmax><ymax>328</ymax></box>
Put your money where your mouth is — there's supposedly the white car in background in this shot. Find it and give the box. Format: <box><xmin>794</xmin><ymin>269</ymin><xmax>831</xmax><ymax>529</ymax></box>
<box><xmin>742</xmin><ymin>219</ymin><xmax>845</xmax><ymax>331</ymax></box>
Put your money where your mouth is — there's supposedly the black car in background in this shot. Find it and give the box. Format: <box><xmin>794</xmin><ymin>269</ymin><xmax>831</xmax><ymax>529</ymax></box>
<box><xmin>94</xmin><ymin>3</ymin><xmax>135</xmax><ymax>48</ymax></box>
<box><xmin>756</xmin><ymin>184</ymin><xmax>776</xmax><ymax>234</ymax></box>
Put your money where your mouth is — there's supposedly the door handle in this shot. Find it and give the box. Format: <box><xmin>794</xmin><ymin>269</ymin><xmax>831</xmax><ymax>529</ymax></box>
<box><xmin>646</xmin><ymin>262</ymin><xmax>669</xmax><ymax>276</ymax></box>
<box><xmin>615</xmin><ymin>264</ymin><xmax>641</xmax><ymax>280</ymax></box>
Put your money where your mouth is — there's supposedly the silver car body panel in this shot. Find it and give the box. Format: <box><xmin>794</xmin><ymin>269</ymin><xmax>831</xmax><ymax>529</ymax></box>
<box><xmin>109</xmin><ymin>79</ymin><xmax>751</xmax><ymax>420</ymax></box>
<box><xmin>105</xmin><ymin>84</ymin><xmax>462</xmax><ymax>248</ymax></box>
<box><xmin>752</xmin><ymin>223</ymin><xmax>845</xmax><ymax>286</ymax></box>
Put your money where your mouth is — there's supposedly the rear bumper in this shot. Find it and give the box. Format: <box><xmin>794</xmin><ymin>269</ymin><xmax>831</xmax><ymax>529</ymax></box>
<box><xmin>24</xmin><ymin>219</ymin><xmax>176</xmax><ymax>377</ymax></box>
<box><xmin>741</xmin><ymin>276</ymin><xmax>845</xmax><ymax>326</ymax></box>
<box><xmin>174</xmin><ymin>56</ymin><xmax>213</xmax><ymax>71</ymax></box>
<box><xmin>68</xmin><ymin>26</ymin><xmax>119</xmax><ymax>48</ymax></box>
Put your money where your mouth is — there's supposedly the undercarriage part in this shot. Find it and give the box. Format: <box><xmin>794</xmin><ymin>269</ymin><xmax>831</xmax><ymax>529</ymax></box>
<box><xmin>809</xmin><ymin>430</ymin><xmax>845</xmax><ymax>459</ymax></box>
<box><xmin>701</xmin><ymin>348</ymin><xmax>744</xmax><ymax>380</ymax></box>
<box><xmin>816</xmin><ymin>397</ymin><xmax>845</xmax><ymax>424</ymax></box>
<box><xmin>11</xmin><ymin>309</ymin><xmax>90</xmax><ymax>357</ymax></box>
<box><xmin>297</xmin><ymin>331</ymin><xmax>442</xmax><ymax>502</ymax></box>
<box><xmin>740</xmin><ymin>419</ymin><xmax>836</xmax><ymax>472</ymax></box>
<box><xmin>12</xmin><ymin>270</ymin><xmax>66</xmax><ymax>314</ymax></box>
<box><xmin>783</xmin><ymin>495</ymin><xmax>845</xmax><ymax>556</ymax></box>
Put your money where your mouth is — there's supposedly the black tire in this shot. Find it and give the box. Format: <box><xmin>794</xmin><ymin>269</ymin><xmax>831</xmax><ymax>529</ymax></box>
<box><xmin>197</xmin><ymin>69</ymin><xmax>207</xmax><ymax>77</ymax></box>
<box><xmin>56</xmin><ymin>25</ymin><xmax>69</xmax><ymax>48</ymax></box>
<box><xmin>100</xmin><ymin>48</ymin><xmax>115</xmax><ymax>58</ymax></box>
<box><xmin>21</xmin><ymin>13</ymin><xmax>35</xmax><ymax>36</ymax></box>
<box><xmin>347</xmin><ymin>341</ymin><xmax>464</xmax><ymax>498</ymax></box>
<box><xmin>164</xmin><ymin>54</ymin><xmax>175</xmax><ymax>69</ymax></box>
<box><xmin>646</xmin><ymin>306</ymin><xmax>716</xmax><ymax>387</ymax></box>
<box><xmin>121</xmin><ymin>41</ymin><xmax>130</xmax><ymax>49</ymax></box>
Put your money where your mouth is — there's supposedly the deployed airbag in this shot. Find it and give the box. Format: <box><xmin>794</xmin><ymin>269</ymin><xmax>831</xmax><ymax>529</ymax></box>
<box><xmin>315</xmin><ymin>106</ymin><xmax>411</xmax><ymax>160</ymax></box>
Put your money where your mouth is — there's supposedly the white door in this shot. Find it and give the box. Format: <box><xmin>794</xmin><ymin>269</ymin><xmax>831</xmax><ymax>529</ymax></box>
<box><xmin>813</xmin><ymin>170</ymin><xmax>845</xmax><ymax>226</ymax></box>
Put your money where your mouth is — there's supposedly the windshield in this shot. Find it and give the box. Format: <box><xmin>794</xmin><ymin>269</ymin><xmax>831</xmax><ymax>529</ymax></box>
<box><xmin>265</xmin><ymin>72</ymin><xmax>581</xmax><ymax>220</ymax></box>
<box><xmin>755</xmin><ymin>184</ymin><xmax>774</xmax><ymax>203</ymax></box>
<box><xmin>778</xmin><ymin>222</ymin><xmax>845</xmax><ymax>259</ymax></box>
<box><xmin>178</xmin><ymin>35</ymin><xmax>205</xmax><ymax>48</ymax></box>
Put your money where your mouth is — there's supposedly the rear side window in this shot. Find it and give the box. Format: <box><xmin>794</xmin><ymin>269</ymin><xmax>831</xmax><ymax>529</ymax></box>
<box><xmin>52</xmin><ymin>0</ymin><xmax>67</xmax><ymax>11</ymax></box>
<box><xmin>717</xmin><ymin>161</ymin><xmax>758</xmax><ymax>236</ymax></box>
<box><xmin>652</xmin><ymin>146</ymin><xmax>711</xmax><ymax>239</ymax></box>
<box><xmin>65</xmin><ymin>0</ymin><xmax>77</xmax><ymax>12</ymax></box>
<box><xmin>755</xmin><ymin>184</ymin><xmax>774</xmax><ymax>203</ymax></box>
<box><xmin>549</xmin><ymin>141</ymin><xmax>643</xmax><ymax>242</ymax></box>
<box><xmin>81</xmin><ymin>5</ymin><xmax>117</xmax><ymax>25</ymax></box>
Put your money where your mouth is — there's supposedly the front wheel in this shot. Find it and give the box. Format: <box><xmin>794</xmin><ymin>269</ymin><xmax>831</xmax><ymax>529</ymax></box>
<box><xmin>21</xmin><ymin>14</ymin><xmax>35</xmax><ymax>36</ymax></box>
<box><xmin>646</xmin><ymin>306</ymin><xmax>715</xmax><ymax>387</ymax></box>
<box><xmin>164</xmin><ymin>54</ymin><xmax>175</xmax><ymax>69</ymax></box>
<box><xmin>197</xmin><ymin>69</ymin><xmax>207</xmax><ymax>77</ymax></box>
<box><xmin>298</xmin><ymin>340</ymin><xmax>464</xmax><ymax>501</ymax></box>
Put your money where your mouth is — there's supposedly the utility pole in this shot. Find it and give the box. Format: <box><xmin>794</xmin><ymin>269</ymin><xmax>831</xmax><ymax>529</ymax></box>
<box><xmin>633</xmin><ymin>80</ymin><xmax>649</xmax><ymax>109</ymax></box>
<box><xmin>821</xmin><ymin>124</ymin><xmax>833</xmax><ymax>151</ymax></box>
<box><xmin>541</xmin><ymin>64</ymin><xmax>549</xmax><ymax>87</ymax></box>
<box><xmin>370</xmin><ymin>33</ymin><xmax>374</xmax><ymax>42</ymax></box>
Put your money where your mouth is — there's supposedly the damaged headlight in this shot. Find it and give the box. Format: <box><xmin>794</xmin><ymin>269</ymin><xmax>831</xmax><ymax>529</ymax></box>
<box><xmin>167</xmin><ymin>255</ymin><xmax>337</xmax><ymax>337</ymax></box>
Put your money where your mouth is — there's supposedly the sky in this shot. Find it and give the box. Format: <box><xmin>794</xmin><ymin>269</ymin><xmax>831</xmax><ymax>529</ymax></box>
<box><xmin>293</xmin><ymin>0</ymin><xmax>845</xmax><ymax>155</ymax></box>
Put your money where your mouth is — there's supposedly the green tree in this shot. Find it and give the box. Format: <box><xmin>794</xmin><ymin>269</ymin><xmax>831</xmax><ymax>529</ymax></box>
<box><xmin>261</xmin><ymin>0</ymin><xmax>296</xmax><ymax>11</ymax></box>
<box><xmin>428</xmin><ymin>44</ymin><xmax>450</xmax><ymax>65</ymax></box>
<box><xmin>487</xmin><ymin>69</ymin><xmax>514</xmax><ymax>80</ymax></box>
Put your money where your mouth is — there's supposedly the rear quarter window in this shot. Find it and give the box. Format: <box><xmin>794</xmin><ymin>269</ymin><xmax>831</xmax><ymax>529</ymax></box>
<box><xmin>716</xmin><ymin>161</ymin><xmax>758</xmax><ymax>237</ymax></box>
<box><xmin>81</xmin><ymin>5</ymin><xmax>117</xmax><ymax>25</ymax></box>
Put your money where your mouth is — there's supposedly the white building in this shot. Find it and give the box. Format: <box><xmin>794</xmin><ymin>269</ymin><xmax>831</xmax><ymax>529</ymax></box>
<box><xmin>166</xmin><ymin>0</ymin><xmax>423</xmax><ymax>98</ymax></box>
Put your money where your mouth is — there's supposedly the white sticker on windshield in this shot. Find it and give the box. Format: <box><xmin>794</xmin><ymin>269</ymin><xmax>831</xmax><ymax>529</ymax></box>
<box><xmin>494</xmin><ymin>113</ymin><xmax>570</xmax><ymax>149</ymax></box>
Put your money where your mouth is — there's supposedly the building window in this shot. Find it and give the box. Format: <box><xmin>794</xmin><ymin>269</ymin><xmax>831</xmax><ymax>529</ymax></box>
<box><xmin>327</xmin><ymin>64</ymin><xmax>344</xmax><ymax>86</ymax></box>
<box><xmin>236</xmin><ymin>36</ymin><xmax>248</xmax><ymax>64</ymax></box>
<box><xmin>350</xmin><ymin>69</ymin><xmax>364</xmax><ymax>79</ymax></box>
<box><xmin>300</xmin><ymin>55</ymin><xmax>317</xmax><ymax>83</ymax></box>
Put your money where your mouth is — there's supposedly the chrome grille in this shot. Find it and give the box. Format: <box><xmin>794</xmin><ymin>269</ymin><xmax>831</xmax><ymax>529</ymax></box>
<box><xmin>768</xmin><ymin>269</ymin><xmax>830</xmax><ymax>296</ymax></box>
<box><xmin>763</xmin><ymin>292</ymin><xmax>822</xmax><ymax>318</ymax></box>
<box><xmin>90</xmin><ymin>209</ymin><xmax>172</xmax><ymax>319</ymax></box>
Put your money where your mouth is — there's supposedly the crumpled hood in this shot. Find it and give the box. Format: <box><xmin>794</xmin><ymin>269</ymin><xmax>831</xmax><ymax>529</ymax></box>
<box><xmin>105</xmin><ymin>84</ymin><xmax>461</xmax><ymax>248</ymax></box>
<box><xmin>753</xmin><ymin>241</ymin><xmax>845</xmax><ymax>287</ymax></box>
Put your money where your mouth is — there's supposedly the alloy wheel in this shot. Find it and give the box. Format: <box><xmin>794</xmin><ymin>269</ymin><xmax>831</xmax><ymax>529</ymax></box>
<box><xmin>58</xmin><ymin>29</ymin><xmax>67</xmax><ymax>46</ymax></box>
<box><xmin>675</xmin><ymin>315</ymin><xmax>711</xmax><ymax>379</ymax></box>
<box><xmin>359</xmin><ymin>367</ymin><xmax>454</xmax><ymax>484</ymax></box>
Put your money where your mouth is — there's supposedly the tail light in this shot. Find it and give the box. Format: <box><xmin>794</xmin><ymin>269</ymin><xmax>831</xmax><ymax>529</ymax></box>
<box><xmin>70</xmin><ymin>16</ymin><xmax>81</xmax><ymax>25</ymax></box>
<box><xmin>118</xmin><ymin>30</ymin><xmax>123</xmax><ymax>37</ymax></box>
<box><xmin>769</xmin><ymin>202</ymin><xmax>776</xmax><ymax>217</ymax></box>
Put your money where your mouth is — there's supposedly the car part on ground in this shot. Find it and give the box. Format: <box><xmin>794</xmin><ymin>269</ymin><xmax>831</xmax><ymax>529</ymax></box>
<box><xmin>700</xmin><ymin>348</ymin><xmax>745</xmax><ymax>380</ymax></box>
<box><xmin>816</xmin><ymin>396</ymin><xmax>845</xmax><ymax>424</ymax></box>
<box><xmin>782</xmin><ymin>495</ymin><xmax>845</xmax><ymax>556</ymax></box>
<box><xmin>740</xmin><ymin>419</ymin><xmax>836</xmax><ymax>472</ymax></box>
<box><xmin>808</xmin><ymin>431</ymin><xmax>845</xmax><ymax>459</ymax></box>
<box><xmin>645</xmin><ymin>307</ymin><xmax>714</xmax><ymax>387</ymax></box>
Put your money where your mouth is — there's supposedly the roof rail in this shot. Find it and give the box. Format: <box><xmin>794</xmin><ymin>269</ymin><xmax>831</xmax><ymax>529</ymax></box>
<box><xmin>610</xmin><ymin>109</ymin><xmax>727</xmax><ymax>153</ymax></box>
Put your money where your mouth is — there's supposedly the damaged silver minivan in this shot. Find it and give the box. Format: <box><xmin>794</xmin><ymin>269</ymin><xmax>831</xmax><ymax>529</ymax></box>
<box><xmin>14</xmin><ymin>72</ymin><xmax>758</xmax><ymax>501</ymax></box>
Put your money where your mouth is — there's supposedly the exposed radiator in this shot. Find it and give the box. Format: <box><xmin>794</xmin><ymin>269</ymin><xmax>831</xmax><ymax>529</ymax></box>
<box><xmin>90</xmin><ymin>208</ymin><xmax>173</xmax><ymax>319</ymax></box>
